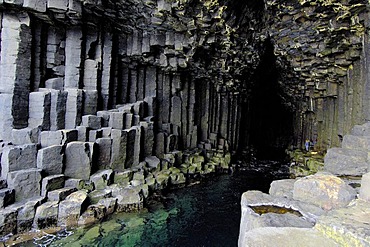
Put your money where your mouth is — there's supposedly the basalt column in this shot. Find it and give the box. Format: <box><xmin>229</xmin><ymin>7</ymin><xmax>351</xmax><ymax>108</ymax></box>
<box><xmin>0</xmin><ymin>12</ymin><xmax>32</xmax><ymax>140</ymax></box>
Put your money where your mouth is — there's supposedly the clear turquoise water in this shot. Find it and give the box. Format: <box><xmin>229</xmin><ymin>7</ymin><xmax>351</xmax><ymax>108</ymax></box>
<box><xmin>36</xmin><ymin>163</ymin><xmax>286</xmax><ymax>247</ymax></box>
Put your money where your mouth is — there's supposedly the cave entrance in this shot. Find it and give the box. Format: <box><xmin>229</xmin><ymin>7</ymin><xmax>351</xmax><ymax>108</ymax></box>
<box><xmin>242</xmin><ymin>39</ymin><xmax>295</xmax><ymax>160</ymax></box>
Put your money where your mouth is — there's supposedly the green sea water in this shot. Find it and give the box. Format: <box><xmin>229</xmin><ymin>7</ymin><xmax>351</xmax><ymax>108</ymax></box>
<box><xmin>33</xmin><ymin>162</ymin><xmax>286</xmax><ymax>247</ymax></box>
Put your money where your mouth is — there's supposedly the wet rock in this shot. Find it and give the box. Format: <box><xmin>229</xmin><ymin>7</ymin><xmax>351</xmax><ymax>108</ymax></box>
<box><xmin>240</xmin><ymin>190</ymin><xmax>325</xmax><ymax>224</ymax></box>
<box><xmin>58</xmin><ymin>190</ymin><xmax>88</xmax><ymax>227</ymax></box>
<box><xmin>0</xmin><ymin>207</ymin><xmax>18</xmax><ymax>236</ymax></box>
<box><xmin>78</xmin><ymin>204</ymin><xmax>106</xmax><ymax>226</ymax></box>
<box><xmin>90</xmin><ymin>170</ymin><xmax>114</xmax><ymax>190</ymax></box>
<box><xmin>145</xmin><ymin>175</ymin><xmax>157</xmax><ymax>191</ymax></box>
<box><xmin>41</xmin><ymin>174</ymin><xmax>65</xmax><ymax>197</ymax></box>
<box><xmin>33</xmin><ymin>201</ymin><xmax>59</xmax><ymax>229</ymax></box>
<box><xmin>0</xmin><ymin>189</ymin><xmax>15</xmax><ymax>209</ymax></box>
<box><xmin>88</xmin><ymin>189</ymin><xmax>112</xmax><ymax>204</ymax></box>
<box><xmin>15</xmin><ymin>197</ymin><xmax>43</xmax><ymax>233</ymax></box>
<box><xmin>114</xmin><ymin>170</ymin><xmax>133</xmax><ymax>185</ymax></box>
<box><xmin>98</xmin><ymin>198</ymin><xmax>117</xmax><ymax>215</ymax></box>
<box><xmin>115</xmin><ymin>186</ymin><xmax>143</xmax><ymax>212</ymax></box>
<box><xmin>293</xmin><ymin>173</ymin><xmax>356</xmax><ymax>211</ymax></box>
<box><xmin>154</xmin><ymin>171</ymin><xmax>170</xmax><ymax>190</ymax></box>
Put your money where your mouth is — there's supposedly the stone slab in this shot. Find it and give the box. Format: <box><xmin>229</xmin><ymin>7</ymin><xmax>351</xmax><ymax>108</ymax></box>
<box><xmin>324</xmin><ymin>148</ymin><xmax>368</xmax><ymax>176</ymax></box>
<box><xmin>64</xmin><ymin>142</ymin><xmax>96</xmax><ymax>180</ymax></box>
<box><xmin>7</xmin><ymin>168</ymin><xmax>42</xmax><ymax>201</ymax></box>
<box><xmin>37</xmin><ymin>145</ymin><xmax>63</xmax><ymax>175</ymax></box>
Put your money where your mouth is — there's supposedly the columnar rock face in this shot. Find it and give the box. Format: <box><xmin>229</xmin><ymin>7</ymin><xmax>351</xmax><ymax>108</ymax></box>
<box><xmin>1</xmin><ymin>0</ymin><xmax>370</xmax><ymax>240</ymax></box>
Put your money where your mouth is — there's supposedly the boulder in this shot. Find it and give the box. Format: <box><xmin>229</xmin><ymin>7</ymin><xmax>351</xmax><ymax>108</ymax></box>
<box><xmin>33</xmin><ymin>201</ymin><xmax>59</xmax><ymax>229</ymax></box>
<box><xmin>58</xmin><ymin>190</ymin><xmax>88</xmax><ymax>227</ymax></box>
<box><xmin>293</xmin><ymin>173</ymin><xmax>356</xmax><ymax>210</ymax></box>
<box><xmin>324</xmin><ymin>148</ymin><xmax>368</xmax><ymax>176</ymax></box>
<box><xmin>98</xmin><ymin>198</ymin><xmax>117</xmax><ymax>215</ymax></box>
<box><xmin>114</xmin><ymin>169</ymin><xmax>133</xmax><ymax>184</ymax></box>
<box><xmin>145</xmin><ymin>156</ymin><xmax>161</xmax><ymax>172</ymax></box>
<box><xmin>115</xmin><ymin>186</ymin><xmax>143</xmax><ymax>212</ymax></box>
<box><xmin>169</xmin><ymin>173</ymin><xmax>186</xmax><ymax>185</ymax></box>
<box><xmin>342</xmin><ymin>134</ymin><xmax>370</xmax><ymax>150</ymax></box>
<box><xmin>78</xmin><ymin>204</ymin><xmax>106</xmax><ymax>226</ymax></box>
<box><xmin>0</xmin><ymin>207</ymin><xmax>18</xmax><ymax>236</ymax></box>
<box><xmin>154</xmin><ymin>171</ymin><xmax>170</xmax><ymax>190</ymax></box>
<box><xmin>269</xmin><ymin>179</ymin><xmax>296</xmax><ymax>199</ymax></box>
<box><xmin>15</xmin><ymin>197</ymin><xmax>44</xmax><ymax>233</ymax></box>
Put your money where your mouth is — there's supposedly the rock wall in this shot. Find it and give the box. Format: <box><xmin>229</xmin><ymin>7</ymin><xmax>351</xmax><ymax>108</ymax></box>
<box><xmin>1</xmin><ymin>0</ymin><xmax>370</xmax><ymax>238</ymax></box>
<box><xmin>264</xmin><ymin>0</ymin><xmax>370</xmax><ymax>150</ymax></box>
<box><xmin>0</xmin><ymin>0</ymin><xmax>241</xmax><ymax>237</ymax></box>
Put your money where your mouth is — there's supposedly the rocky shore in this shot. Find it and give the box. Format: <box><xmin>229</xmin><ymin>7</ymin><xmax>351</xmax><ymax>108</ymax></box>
<box><xmin>238</xmin><ymin>122</ymin><xmax>370</xmax><ymax>246</ymax></box>
<box><xmin>0</xmin><ymin>142</ymin><xmax>231</xmax><ymax>244</ymax></box>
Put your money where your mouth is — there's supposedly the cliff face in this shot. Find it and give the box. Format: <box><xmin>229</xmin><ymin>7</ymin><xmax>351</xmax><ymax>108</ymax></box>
<box><xmin>265</xmin><ymin>0</ymin><xmax>370</xmax><ymax>150</ymax></box>
<box><xmin>0</xmin><ymin>0</ymin><xmax>369</xmax><ymax>152</ymax></box>
<box><xmin>0</xmin><ymin>0</ymin><xmax>257</xmax><ymax>151</ymax></box>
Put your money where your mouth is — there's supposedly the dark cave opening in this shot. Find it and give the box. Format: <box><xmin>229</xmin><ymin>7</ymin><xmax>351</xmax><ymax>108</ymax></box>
<box><xmin>242</xmin><ymin>39</ymin><xmax>295</xmax><ymax>160</ymax></box>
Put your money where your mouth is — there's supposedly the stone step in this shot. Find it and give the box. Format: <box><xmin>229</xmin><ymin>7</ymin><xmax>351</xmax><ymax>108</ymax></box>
<box><xmin>315</xmin><ymin>199</ymin><xmax>370</xmax><ymax>246</ymax></box>
<box><xmin>324</xmin><ymin>148</ymin><xmax>369</xmax><ymax>176</ymax></box>
<box><xmin>342</xmin><ymin>134</ymin><xmax>370</xmax><ymax>151</ymax></box>
<box><xmin>239</xmin><ymin>227</ymin><xmax>338</xmax><ymax>247</ymax></box>
<box><xmin>351</xmin><ymin>122</ymin><xmax>370</xmax><ymax>136</ymax></box>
